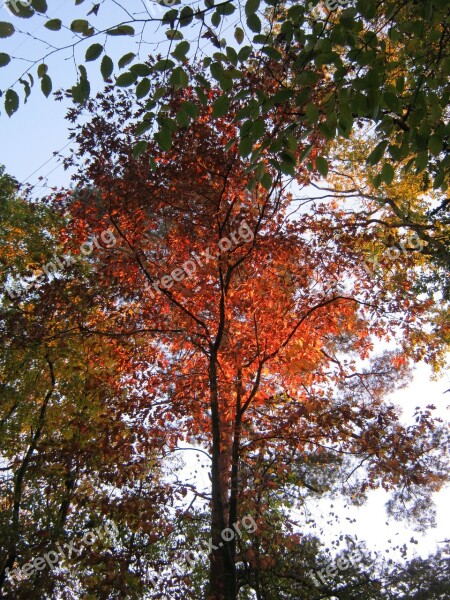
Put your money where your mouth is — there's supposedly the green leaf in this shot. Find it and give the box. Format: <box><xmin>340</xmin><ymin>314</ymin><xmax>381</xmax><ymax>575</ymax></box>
<box><xmin>217</xmin><ymin>2</ymin><xmax>235</xmax><ymax>15</ymax></box>
<box><xmin>31</xmin><ymin>0</ymin><xmax>47</xmax><ymax>13</ymax></box>
<box><xmin>226</xmin><ymin>46</ymin><xmax>238</xmax><ymax>66</ymax></box>
<box><xmin>262</xmin><ymin>46</ymin><xmax>282</xmax><ymax>60</ymax></box>
<box><xmin>238</xmin><ymin>46</ymin><xmax>252</xmax><ymax>62</ymax></box>
<box><xmin>85</xmin><ymin>43</ymin><xmax>103</xmax><ymax>62</ymax></box>
<box><xmin>234</xmin><ymin>27</ymin><xmax>244</xmax><ymax>44</ymax></box>
<box><xmin>219</xmin><ymin>75</ymin><xmax>233</xmax><ymax>91</ymax></box>
<box><xmin>101</xmin><ymin>55</ymin><xmax>114</xmax><ymax>80</ymax></box>
<box><xmin>70</xmin><ymin>19</ymin><xmax>90</xmax><ymax>34</ymax></box>
<box><xmin>245</xmin><ymin>0</ymin><xmax>260</xmax><ymax>17</ymax></box>
<box><xmin>246</xmin><ymin>14</ymin><xmax>261</xmax><ymax>33</ymax></box>
<box><xmin>246</xmin><ymin>178</ymin><xmax>257</xmax><ymax>191</ymax></box>
<box><xmin>0</xmin><ymin>22</ymin><xmax>15</xmax><ymax>38</ymax></box>
<box><xmin>169</xmin><ymin>66</ymin><xmax>189</xmax><ymax>87</ymax></box>
<box><xmin>37</xmin><ymin>63</ymin><xmax>48</xmax><ymax>78</ymax></box>
<box><xmin>4</xmin><ymin>89</ymin><xmax>19</xmax><ymax>116</ymax></box>
<box><xmin>135</xmin><ymin>121</ymin><xmax>152</xmax><ymax>137</ymax></box>
<box><xmin>78</xmin><ymin>65</ymin><xmax>87</xmax><ymax>79</ymax></box>
<box><xmin>107</xmin><ymin>25</ymin><xmax>135</xmax><ymax>36</ymax></box>
<box><xmin>441</xmin><ymin>56</ymin><xmax>450</xmax><ymax>77</ymax></box>
<box><xmin>118</xmin><ymin>52</ymin><xmax>136</xmax><ymax>68</ymax></box>
<box><xmin>132</xmin><ymin>140</ymin><xmax>148</xmax><ymax>158</ymax></box>
<box><xmin>280</xmin><ymin>152</ymin><xmax>296</xmax><ymax>176</ymax></box>
<box><xmin>136</xmin><ymin>78</ymin><xmax>151</xmax><ymax>99</ymax></box>
<box><xmin>116</xmin><ymin>72</ymin><xmax>137</xmax><ymax>87</ymax></box>
<box><xmin>19</xmin><ymin>77</ymin><xmax>31</xmax><ymax>103</ymax></box>
<box><xmin>40</xmin><ymin>74</ymin><xmax>52</xmax><ymax>97</ymax></box>
<box><xmin>415</xmin><ymin>151</ymin><xmax>428</xmax><ymax>173</ymax></box>
<box><xmin>172</xmin><ymin>40</ymin><xmax>190</xmax><ymax>61</ymax></box>
<box><xmin>154</xmin><ymin>59</ymin><xmax>175</xmax><ymax>71</ymax></box>
<box><xmin>388</xmin><ymin>144</ymin><xmax>403</xmax><ymax>162</ymax></box>
<box><xmin>44</xmin><ymin>19</ymin><xmax>62</xmax><ymax>31</ymax></box>
<box><xmin>130</xmin><ymin>63</ymin><xmax>152</xmax><ymax>76</ymax></box>
<box><xmin>428</xmin><ymin>134</ymin><xmax>442</xmax><ymax>157</ymax></box>
<box><xmin>165</xmin><ymin>29</ymin><xmax>183</xmax><ymax>40</ymax></box>
<box><xmin>383</xmin><ymin>91</ymin><xmax>401</xmax><ymax>112</ymax></box>
<box><xmin>298</xmin><ymin>144</ymin><xmax>313</xmax><ymax>162</ymax></box>
<box><xmin>211</xmin><ymin>10</ymin><xmax>221</xmax><ymax>26</ymax></box>
<box><xmin>176</xmin><ymin>109</ymin><xmax>190</xmax><ymax>127</ymax></box>
<box><xmin>6</xmin><ymin>1</ymin><xmax>33</xmax><ymax>17</ymax></box>
<box><xmin>181</xmin><ymin>100</ymin><xmax>200</xmax><ymax>118</ymax></box>
<box><xmin>273</xmin><ymin>88</ymin><xmax>294</xmax><ymax>104</ymax></box>
<box><xmin>155</xmin><ymin>128</ymin><xmax>172</xmax><ymax>151</ymax></box>
<box><xmin>195</xmin><ymin>86</ymin><xmax>208</xmax><ymax>106</ymax></box>
<box><xmin>161</xmin><ymin>8</ymin><xmax>178</xmax><ymax>25</ymax></box>
<box><xmin>433</xmin><ymin>170</ymin><xmax>446</xmax><ymax>190</ymax></box>
<box><xmin>179</xmin><ymin>6</ymin><xmax>194</xmax><ymax>26</ymax></box>
<box><xmin>210</xmin><ymin>62</ymin><xmax>224</xmax><ymax>81</ymax></box>
<box><xmin>250</xmin><ymin>118</ymin><xmax>264</xmax><ymax>140</ymax></box>
<box><xmin>212</xmin><ymin>95</ymin><xmax>230</xmax><ymax>118</ymax></box>
<box><xmin>316</xmin><ymin>156</ymin><xmax>328</xmax><ymax>177</ymax></box>
<box><xmin>0</xmin><ymin>53</ymin><xmax>11</xmax><ymax>67</ymax></box>
<box><xmin>153</xmin><ymin>87</ymin><xmax>167</xmax><ymax>101</ymax></box>
<box><xmin>381</xmin><ymin>162</ymin><xmax>395</xmax><ymax>184</ymax></box>
<box><xmin>395</xmin><ymin>76</ymin><xmax>405</xmax><ymax>94</ymax></box>
<box><xmin>260</xmin><ymin>171</ymin><xmax>272</xmax><ymax>190</ymax></box>
<box><xmin>71</xmin><ymin>78</ymin><xmax>90</xmax><ymax>104</ymax></box>
<box><xmin>239</xmin><ymin>136</ymin><xmax>253</xmax><ymax>157</ymax></box>
<box><xmin>367</xmin><ymin>140</ymin><xmax>388</xmax><ymax>166</ymax></box>
<box><xmin>305</xmin><ymin>103</ymin><xmax>319</xmax><ymax>124</ymax></box>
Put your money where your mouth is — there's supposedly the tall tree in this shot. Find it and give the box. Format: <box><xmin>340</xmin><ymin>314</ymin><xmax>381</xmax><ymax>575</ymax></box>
<box><xmin>53</xmin><ymin>72</ymin><xmax>448</xmax><ymax>599</ymax></box>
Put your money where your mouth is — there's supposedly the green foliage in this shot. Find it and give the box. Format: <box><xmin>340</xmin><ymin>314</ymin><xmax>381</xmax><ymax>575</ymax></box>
<box><xmin>0</xmin><ymin>22</ymin><xmax>15</xmax><ymax>38</ymax></box>
<box><xmin>100</xmin><ymin>55</ymin><xmax>114</xmax><ymax>80</ymax></box>
<box><xmin>85</xmin><ymin>43</ymin><xmax>104</xmax><ymax>62</ymax></box>
<box><xmin>0</xmin><ymin>0</ymin><xmax>444</xmax><ymax>187</ymax></box>
<box><xmin>44</xmin><ymin>18</ymin><xmax>62</xmax><ymax>31</ymax></box>
<box><xmin>4</xmin><ymin>89</ymin><xmax>19</xmax><ymax>116</ymax></box>
<box><xmin>0</xmin><ymin>53</ymin><xmax>11</xmax><ymax>67</ymax></box>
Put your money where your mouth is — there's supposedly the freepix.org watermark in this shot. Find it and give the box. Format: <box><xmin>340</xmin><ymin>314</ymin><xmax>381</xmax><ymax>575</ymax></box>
<box><xmin>2</xmin><ymin>0</ymin><xmax>31</xmax><ymax>15</ymax></box>
<box><xmin>362</xmin><ymin>232</ymin><xmax>424</xmax><ymax>277</ymax></box>
<box><xmin>5</xmin><ymin>521</ymin><xmax>119</xmax><ymax>584</ymax></box>
<box><xmin>143</xmin><ymin>220</ymin><xmax>254</xmax><ymax>299</ymax></box>
<box><xmin>4</xmin><ymin>227</ymin><xmax>117</xmax><ymax>299</ymax></box>
<box><xmin>148</xmin><ymin>515</ymin><xmax>257</xmax><ymax>588</ymax></box>
<box><xmin>308</xmin><ymin>0</ymin><xmax>352</xmax><ymax>14</ymax></box>
<box><xmin>308</xmin><ymin>544</ymin><xmax>377</xmax><ymax>587</ymax></box>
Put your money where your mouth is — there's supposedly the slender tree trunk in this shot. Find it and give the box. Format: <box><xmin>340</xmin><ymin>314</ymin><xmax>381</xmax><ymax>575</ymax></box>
<box><xmin>0</xmin><ymin>357</ymin><xmax>55</xmax><ymax>594</ymax></box>
<box><xmin>208</xmin><ymin>352</ymin><xmax>237</xmax><ymax>600</ymax></box>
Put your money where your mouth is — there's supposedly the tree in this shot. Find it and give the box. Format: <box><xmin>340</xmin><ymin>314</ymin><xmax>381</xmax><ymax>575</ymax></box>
<box><xmin>1</xmin><ymin>0</ymin><xmax>449</xmax><ymax>191</ymax></box>
<box><xmin>46</xmin><ymin>71</ymin><xmax>448</xmax><ymax>599</ymax></box>
<box><xmin>301</xmin><ymin>133</ymin><xmax>450</xmax><ymax>363</ymax></box>
<box><xmin>382</xmin><ymin>544</ymin><xmax>450</xmax><ymax>600</ymax></box>
<box><xmin>0</xmin><ymin>171</ymin><xmax>174</xmax><ymax>599</ymax></box>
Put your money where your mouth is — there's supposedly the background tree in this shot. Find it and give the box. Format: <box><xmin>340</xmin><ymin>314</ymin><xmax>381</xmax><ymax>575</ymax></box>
<box><xmin>0</xmin><ymin>170</ymin><xmax>174</xmax><ymax>599</ymax></box>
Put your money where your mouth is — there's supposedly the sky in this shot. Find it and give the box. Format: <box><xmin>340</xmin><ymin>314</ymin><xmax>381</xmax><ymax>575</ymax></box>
<box><xmin>0</xmin><ymin>0</ymin><xmax>172</xmax><ymax>188</ymax></box>
<box><xmin>1</xmin><ymin>0</ymin><xmax>449</xmax><ymax>569</ymax></box>
<box><xmin>311</xmin><ymin>362</ymin><xmax>449</xmax><ymax>561</ymax></box>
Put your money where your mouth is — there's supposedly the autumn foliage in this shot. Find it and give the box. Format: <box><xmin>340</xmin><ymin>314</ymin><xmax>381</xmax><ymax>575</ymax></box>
<box><xmin>1</xmin><ymin>66</ymin><xmax>448</xmax><ymax>599</ymax></box>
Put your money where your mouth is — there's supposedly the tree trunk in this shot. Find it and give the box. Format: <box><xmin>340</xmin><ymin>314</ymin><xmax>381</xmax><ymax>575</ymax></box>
<box><xmin>0</xmin><ymin>357</ymin><xmax>55</xmax><ymax>594</ymax></box>
<box><xmin>208</xmin><ymin>353</ymin><xmax>237</xmax><ymax>600</ymax></box>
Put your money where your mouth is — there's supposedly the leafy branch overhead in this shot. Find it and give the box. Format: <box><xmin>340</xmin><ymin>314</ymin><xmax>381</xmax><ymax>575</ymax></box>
<box><xmin>0</xmin><ymin>0</ymin><xmax>449</xmax><ymax>189</ymax></box>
